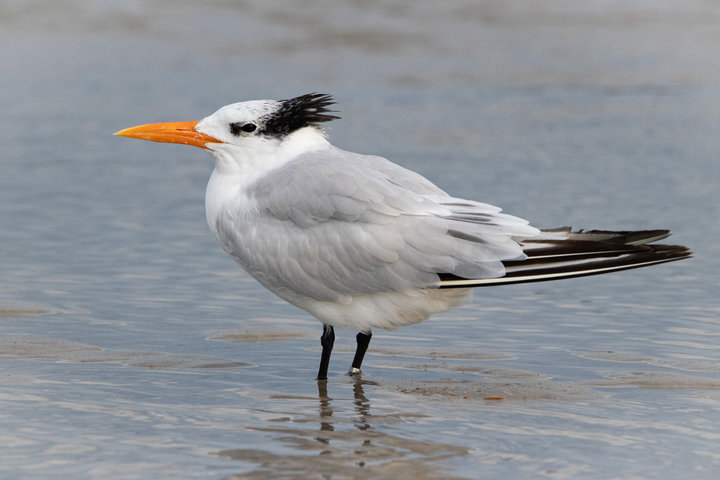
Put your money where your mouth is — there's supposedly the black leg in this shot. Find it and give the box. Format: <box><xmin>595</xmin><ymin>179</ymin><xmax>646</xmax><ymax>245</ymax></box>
<box><xmin>349</xmin><ymin>331</ymin><xmax>372</xmax><ymax>375</ymax></box>
<box><xmin>316</xmin><ymin>324</ymin><xmax>335</xmax><ymax>381</ymax></box>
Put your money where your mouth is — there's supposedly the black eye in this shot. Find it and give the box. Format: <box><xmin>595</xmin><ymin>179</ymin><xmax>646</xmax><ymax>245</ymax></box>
<box><xmin>230</xmin><ymin>122</ymin><xmax>257</xmax><ymax>135</ymax></box>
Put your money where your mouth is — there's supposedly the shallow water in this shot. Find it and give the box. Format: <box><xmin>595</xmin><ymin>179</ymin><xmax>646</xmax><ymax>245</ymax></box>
<box><xmin>1</xmin><ymin>1</ymin><xmax>720</xmax><ymax>478</ymax></box>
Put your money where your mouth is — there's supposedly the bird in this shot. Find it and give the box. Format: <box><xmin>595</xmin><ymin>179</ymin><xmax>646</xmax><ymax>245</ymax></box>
<box><xmin>115</xmin><ymin>93</ymin><xmax>691</xmax><ymax>381</ymax></box>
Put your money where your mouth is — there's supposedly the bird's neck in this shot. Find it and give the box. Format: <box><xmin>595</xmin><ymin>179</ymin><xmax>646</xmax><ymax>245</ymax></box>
<box><xmin>208</xmin><ymin>127</ymin><xmax>330</xmax><ymax>181</ymax></box>
<box><xmin>204</xmin><ymin>127</ymin><xmax>331</xmax><ymax>238</ymax></box>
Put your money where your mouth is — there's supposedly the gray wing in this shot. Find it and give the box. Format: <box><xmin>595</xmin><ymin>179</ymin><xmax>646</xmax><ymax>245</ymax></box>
<box><xmin>218</xmin><ymin>146</ymin><xmax>539</xmax><ymax>302</ymax></box>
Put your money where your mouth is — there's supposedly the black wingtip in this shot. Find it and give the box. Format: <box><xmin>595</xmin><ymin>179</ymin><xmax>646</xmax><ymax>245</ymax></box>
<box><xmin>437</xmin><ymin>242</ymin><xmax>691</xmax><ymax>289</ymax></box>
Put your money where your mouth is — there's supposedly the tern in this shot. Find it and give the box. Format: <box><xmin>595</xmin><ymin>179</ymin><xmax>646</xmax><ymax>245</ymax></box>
<box><xmin>115</xmin><ymin>93</ymin><xmax>691</xmax><ymax>380</ymax></box>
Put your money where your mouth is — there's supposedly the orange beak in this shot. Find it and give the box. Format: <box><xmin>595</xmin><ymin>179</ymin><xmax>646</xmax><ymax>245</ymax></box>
<box><xmin>114</xmin><ymin>121</ymin><xmax>222</xmax><ymax>149</ymax></box>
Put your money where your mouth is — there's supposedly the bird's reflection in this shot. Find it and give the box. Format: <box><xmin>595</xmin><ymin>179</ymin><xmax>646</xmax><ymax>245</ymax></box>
<box><xmin>217</xmin><ymin>376</ymin><xmax>467</xmax><ymax>478</ymax></box>
<box><xmin>353</xmin><ymin>380</ymin><xmax>371</xmax><ymax>426</ymax></box>
<box><xmin>316</xmin><ymin>377</ymin><xmax>374</xmax><ymax>452</ymax></box>
<box><xmin>315</xmin><ymin>380</ymin><xmax>334</xmax><ymax>452</ymax></box>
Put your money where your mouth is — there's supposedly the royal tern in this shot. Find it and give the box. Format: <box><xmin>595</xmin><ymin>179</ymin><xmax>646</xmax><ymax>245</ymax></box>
<box><xmin>115</xmin><ymin>93</ymin><xmax>691</xmax><ymax>380</ymax></box>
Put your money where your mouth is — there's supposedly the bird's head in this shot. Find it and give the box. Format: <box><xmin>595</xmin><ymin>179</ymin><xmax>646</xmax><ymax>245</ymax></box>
<box><xmin>114</xmin><ymin>93</ymin><xmax>340</xmax><ymax>153</ymax></box>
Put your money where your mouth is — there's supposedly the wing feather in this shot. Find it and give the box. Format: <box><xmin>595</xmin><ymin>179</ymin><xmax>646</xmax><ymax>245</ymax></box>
<box><xmin>216</xmin><ymin>146</ymin><xmax>538</xmax><ymax>301</ymax></box>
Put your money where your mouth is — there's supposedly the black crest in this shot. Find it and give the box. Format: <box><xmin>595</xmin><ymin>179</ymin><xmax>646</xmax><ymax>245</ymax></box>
<box><xmin>261</xmin><ymin>93</ymin><xmax>340</xmax><ymax>137</ymax></box>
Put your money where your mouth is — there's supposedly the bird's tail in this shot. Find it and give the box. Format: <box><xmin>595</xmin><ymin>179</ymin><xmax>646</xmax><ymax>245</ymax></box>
<box><xmin>437</xmin><ymin>227</ymin><xmax>691</xmax><ymax>288</ymax></box>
